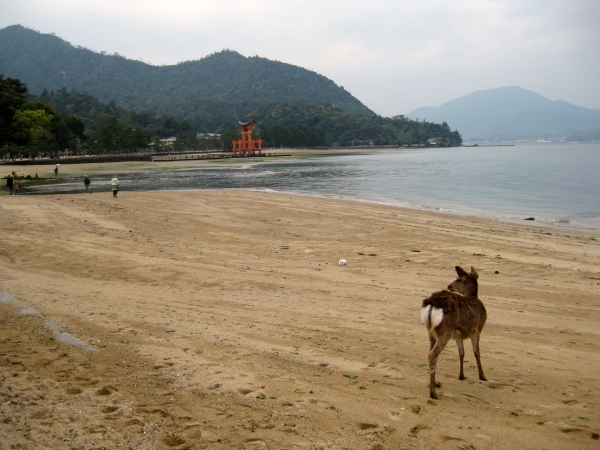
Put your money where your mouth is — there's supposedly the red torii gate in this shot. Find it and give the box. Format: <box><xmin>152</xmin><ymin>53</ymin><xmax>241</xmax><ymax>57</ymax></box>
<box><xmin>232</xmin><ymin>120</ymin><xmax>263</xmax><ymax>155</ymax></box>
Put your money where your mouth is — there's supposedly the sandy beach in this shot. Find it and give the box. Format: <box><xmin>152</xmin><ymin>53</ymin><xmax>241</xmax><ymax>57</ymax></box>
<box><xmin>1</xmin><ymin>185</ymin><xmax>599</xmax><ymax>448</ymax></box>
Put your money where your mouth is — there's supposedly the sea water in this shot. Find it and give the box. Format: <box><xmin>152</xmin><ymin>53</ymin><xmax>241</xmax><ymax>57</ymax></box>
<box><xmin>24</xmin><ymin>142</ymin><xmax>600</xmax><ymax>233</ymax></box>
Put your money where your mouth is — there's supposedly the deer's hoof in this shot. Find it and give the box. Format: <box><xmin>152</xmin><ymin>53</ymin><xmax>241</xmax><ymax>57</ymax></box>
<box><xmin>459</xmin><ymin>375</ymin><xmax>466</xmax><ymax>380</ymax></box>
<box><xmin>430</xmin><ymin>392</ymin><xmax>438</xmax><ymax>400</ymax></box>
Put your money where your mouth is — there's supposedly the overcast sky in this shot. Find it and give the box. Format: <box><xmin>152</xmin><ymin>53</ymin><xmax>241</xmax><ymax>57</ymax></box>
<box><xmin>2</xmin><ymin>0</ymin><xmax>599</xmax><ymax>116</ymax></box>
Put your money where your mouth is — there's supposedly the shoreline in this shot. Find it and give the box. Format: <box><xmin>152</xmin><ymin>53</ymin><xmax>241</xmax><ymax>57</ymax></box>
<box><xmin>10</xmin><ymin>183</ymin><xmax>600</xmax><ymax>236</ymax></box>
<box><xmin>12</xmin><ymin>185</ymin><xmax>600</xmax><ymax>238</ymax></box>
<box><xmin>3</xmin><ymin>146</ymin><xmax>599</xmax><ymax>236</ymax></box>
<box><xmin>246</xmin><ymin>187</ymin><xmax>600</xmax><ymax>236</ymax></box>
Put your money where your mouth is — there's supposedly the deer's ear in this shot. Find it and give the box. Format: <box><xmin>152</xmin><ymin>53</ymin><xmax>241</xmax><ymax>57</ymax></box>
<box><xmin>455</xmin><ymin>266</ymin><xmax>468</xmax><ymax>278</ymax></box>
<box><xmin>470</xmin><ymin>266</ymin><xmax>479</xmax><ymax>279</ymax></box>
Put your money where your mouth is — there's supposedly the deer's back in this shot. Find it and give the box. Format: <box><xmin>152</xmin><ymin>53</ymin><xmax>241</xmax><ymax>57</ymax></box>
<box><xmin>422</xmin><ymin>290</ymin><xmax>487</xmax><ymax>337</ymax></box>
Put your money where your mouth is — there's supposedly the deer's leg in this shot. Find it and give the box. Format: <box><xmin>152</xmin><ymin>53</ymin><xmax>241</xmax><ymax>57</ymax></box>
<box><xmin>429</xmin><ymin>332</ymin><xmax>436</xmax><ymax>351</ymax></box>
<box><xmin>456</xmin><ymin>339</ymin><xmax>465</xmax><ymax>380</ymax></box>
<box><xmin>427</xmin><ymin>333</ymin><xmax>436</xmax><ymax>390</ymax></box>
<box><xmin>470</xmin><ymin>334</ymin><xmax>487</xmax><ymax>381</ymax></box>
<box><xmin>428</xmin><ymin>332</ymin><xmax>451</xmax><ymax>399</ymax></box>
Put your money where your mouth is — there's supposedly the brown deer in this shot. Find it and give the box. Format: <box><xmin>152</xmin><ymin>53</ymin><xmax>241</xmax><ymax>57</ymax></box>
<box><xmin>421</xmin><ymin>266</ymin><xmax>487</xmax><ymax>399</ymax></box>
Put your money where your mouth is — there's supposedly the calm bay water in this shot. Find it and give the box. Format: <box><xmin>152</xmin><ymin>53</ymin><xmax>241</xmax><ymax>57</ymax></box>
<box><xmin>25</xmin><ymin>142</ymin><xmax>600</xmax><ymax>233</ymax></box>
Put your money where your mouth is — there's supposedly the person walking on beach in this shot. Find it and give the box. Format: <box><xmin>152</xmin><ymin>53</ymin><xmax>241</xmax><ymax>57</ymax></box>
<box><xmin>84</xmin><ymin>175</ymin><xmax>91</xmax><ymax>193</ymax></box>
<box><xmin>111</xmin><ymin>175</ymin><xmax>119</xmax><ymax>198</ymax></box>
<box><xmin>6</xmin><ymin>174</ymin><xmax>13</xmax><ymax>195</ymax></box>
<box><xmin>54</xmin><ymin>165</ymin><xmax>59</xmax><ymax>176</ymax></box>
<box><xmin>13</xmin><ymin>177</ymin><xmax>20</xmax><ymax>195</ymax></box>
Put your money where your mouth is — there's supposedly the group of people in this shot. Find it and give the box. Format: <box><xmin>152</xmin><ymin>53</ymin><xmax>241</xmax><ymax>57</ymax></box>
<box><xmin>5</xmin><ymin>170</ymin><xmax>120</xmax><ymax>197</ymax></box>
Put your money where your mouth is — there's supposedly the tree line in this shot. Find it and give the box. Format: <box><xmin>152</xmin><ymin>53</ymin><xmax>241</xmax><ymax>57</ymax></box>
<box><xmin>0</xmin><ymin>78</ymin><xmax>210</xmax><ymax>157</ymax></box>
<box><xmin>166</xmin><ymin>99</ymin><xmax>462</xmax><ymax>147</ymax></box>
<box><xmin>1</xmin><ymin>75</ymin><xmax>461</xmax><ymax>159</ymax></box>
<box><xmin>0</xmin><ymin>77</ymin><xmax>330</xmax><ymax>156</ymax></box>
<box><xmin>256</xmin><ymin>124</ymin><xmax>328</xmax><ymax>148</ymax></box>
<box><xmin>0</xmin><ymin>75</ymin><xmax>86</xmax><ymax>157</ymax></box>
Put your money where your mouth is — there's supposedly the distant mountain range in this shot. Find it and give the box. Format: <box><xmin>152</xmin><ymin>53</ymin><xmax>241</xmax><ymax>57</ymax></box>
<box><xmin>408</xmin><ymin>86</ymin><xmax>600</xmax><ymax>141</ymax></box>
<box><xmin>0</xmin><ymin>25</ymin><xmax>373</xmax><ymax>130</ymax></box>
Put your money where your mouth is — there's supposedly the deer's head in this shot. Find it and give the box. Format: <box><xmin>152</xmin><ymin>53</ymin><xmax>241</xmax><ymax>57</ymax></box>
<box><xmin>447</xmin><ymin>266</ymin><xmax>479</xmax><ymax>297</ymax></box>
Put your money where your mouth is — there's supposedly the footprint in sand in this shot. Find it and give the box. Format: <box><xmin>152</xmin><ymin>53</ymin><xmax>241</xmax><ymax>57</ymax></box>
<box><xmin>102</xmin><ymin>406</ymin><xmax>119</xmax><ymax>413</ymax></box>
<box><xmin>244</xmin><ymin>438</ymin><xmax>269</xmax><ymax>449</ymax></box>
<box><xmin>357</xmin><ymin>422</ymin><xmax>378</xmax><ymax>431</ymax></box>
<box><xmin>162</xmin><ymin>434</ymin><xmax>186</xmax><ymax>447</ymax></box>
<box><xmin>389</xmin><ymin>410</ymin><xmax>405</xmax><ymax>420</ymax></box>
<box><xmin>95</xmin><ymin>386</ymin><xmax>115</xmax><ymax>395</ymax></box>
<box><xmin>65</xmin><ymin>386</ymin><xmax>83</xmax><ymax>395</ymax></box>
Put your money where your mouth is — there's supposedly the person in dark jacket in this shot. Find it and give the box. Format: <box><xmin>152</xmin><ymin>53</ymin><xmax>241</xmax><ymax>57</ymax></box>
<box><xmin>84</xmin><ymin>175</ymin><xmax>91</xmax><ymax>193</ymax></box>
<box><xmin>6</xmin><ymin>175</ymin><xmax>13</xmax><ymax>195</ymax></box>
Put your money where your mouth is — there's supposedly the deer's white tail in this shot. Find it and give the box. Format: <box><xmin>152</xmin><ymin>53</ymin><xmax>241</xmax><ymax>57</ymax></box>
<box><xmin>421</xmin><ymin>305</ymin><xmax>444</xmax><ymax>330</ymax></box>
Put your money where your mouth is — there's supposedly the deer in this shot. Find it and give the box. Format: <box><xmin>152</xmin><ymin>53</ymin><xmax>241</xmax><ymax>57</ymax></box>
<box><xmin>420</xmin><ymin>266</ymin><xmax>487</xmax><ymax>399</ymax></box>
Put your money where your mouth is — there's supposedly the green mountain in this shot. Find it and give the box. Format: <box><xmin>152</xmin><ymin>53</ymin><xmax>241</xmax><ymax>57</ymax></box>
<box><xmin>0</xmin><ymin>24</ymin><xmax>373</xmax><ymax>122</ymax></box>
<box><xmin>0</xmin><ymin>25</ymin><xmax>462</xmax><ymax>147</ymax></box>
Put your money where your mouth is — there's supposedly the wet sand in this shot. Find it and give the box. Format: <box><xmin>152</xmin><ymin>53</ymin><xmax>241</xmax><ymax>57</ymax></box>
<box><xmin>0</xmin><ymin>149</ymin><xmax>372</xmax><ymax>180</ymax></box>
<box><xmin>0</xmin><ymin>189</ymin><xmax>599</xmax><ymax>449</ymax></box>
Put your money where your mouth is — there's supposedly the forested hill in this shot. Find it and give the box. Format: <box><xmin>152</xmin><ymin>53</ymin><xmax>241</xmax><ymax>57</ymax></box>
<box><xmin>0</xmin><ymin>25</ymin><xmax>373</xmax><ymax>117</ymax></box>
<box><xmin>44</xmin><ymin>88</ymin><xmax>462</xmax><ymax>148</ymax></box>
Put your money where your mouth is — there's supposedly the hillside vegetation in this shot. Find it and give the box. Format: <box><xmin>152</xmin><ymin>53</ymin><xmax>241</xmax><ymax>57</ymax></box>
<box><xmin>0</xmin><ymin>25</ymin><xmax>371</xmax><ymax>117</ymax></box>
<box><xmin>41</xmin><ymin>88</ymin><xmax>461</xmax><ymax>150</ymax></box>
<box><xmin>0</xmin><ymin>77</ymin><xmax>195</xmax><ymax>156</ymax></box>
<box><xmin>0</xmin><ymin>25</ymin><xmax>462</xmax><ymax>149</ymax></box>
